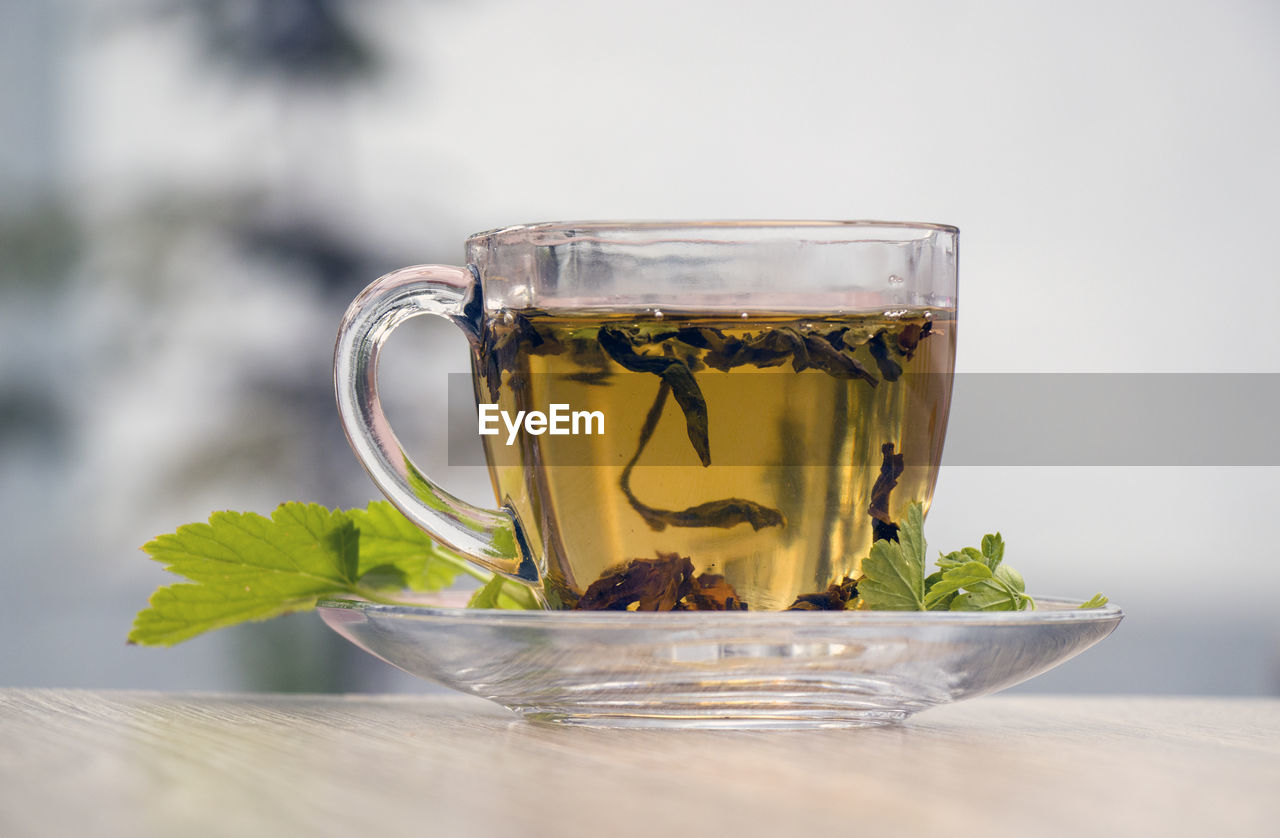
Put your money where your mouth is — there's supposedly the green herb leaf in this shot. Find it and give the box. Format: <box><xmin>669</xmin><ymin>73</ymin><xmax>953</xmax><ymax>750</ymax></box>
<box><xmin>467</xmin><ymin>575</ymin><xmax>541</xmax><ymax>610</ymax></box>
<box><xmin>937</xmin><ymin>545</ymin><xmax>1032</xmax><ymax>612</ymax></box>
<box><xmin>347</xmin><ymin>501</ymin><xmax>479</xmax><ymax>590</ymax></box>
<box><xmin>130</xmin><ymin>502</ymin><xmax>517</xmax><ymax>646</ymax></box>
<box><xmin>923</xmin><ymin>560</ymin><xmax>994</xmax><ymax>610</ymax></box>
<box><xmin>921</xmin><ymin>570</ymin><xmax>954</xmax><ymax>610</ymax></box>
<box><xmin>950</xmin><ymin>585</ymin><xmax>1021</xmax><ymax>611</ymax></box>
<box><xmin>856</xmin><ymin>504</ymin><xmax>1078</xmax><ymax>612</ymax></box>
<box><xmin>949</xmin><ymin>571</ymin><xmax>1025</xmax><ymax>611</ymax></box>
<box><xmin>856</xmin><ymin>502</ymin><xmax>928</xmax><ymax>610</ymax></box>
<box><xmin>1079</xmin><ymin>593</ymin><xmax>1110</xmax><ymax>609</ymax></box>
<box><xmin>936</xmin><ymin>546</ymin><xmax>985</xmax><ymax>571</ymax></box>
<box><xmin>131</xmin><ymin>503</ymin><xmax>363</xmax><ymax>646</ymax></box>
<box><xmin>980</xmin><ymin>533</ymin><xmax>1005</xmax><ymax>569</ymax></box>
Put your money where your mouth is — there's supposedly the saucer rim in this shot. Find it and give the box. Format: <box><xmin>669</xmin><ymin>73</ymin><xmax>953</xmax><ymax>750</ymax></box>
<box><xmin>316</xmin><ymin>594</ymin><xmax>1122</xmax><ymax>628</ymax></box>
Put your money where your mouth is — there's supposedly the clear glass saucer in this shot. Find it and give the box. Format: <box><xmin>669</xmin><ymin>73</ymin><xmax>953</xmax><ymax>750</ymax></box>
<box><xmin>316</xmin><ymin>596</ymin><xmax>1122</xmax><ymax>729</ymax></box>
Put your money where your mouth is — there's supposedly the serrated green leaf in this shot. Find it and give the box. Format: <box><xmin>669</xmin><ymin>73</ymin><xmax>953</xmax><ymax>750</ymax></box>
<box><xmin>937</xmin><ymin>546</ymin><xmax>983</xmax><ymax>571</ymax></box>
<box><xmin>347</xmin><ymin>501</ymin><xmax>478</xmax><ymax>591</ymax></box>
<box><xmin>921</xmin><ymin>570</ymin><xmax>952</xmax><ymax>608</ymax></box>
<box><xmin>922</xmin><ymin>570</ymin><xmax>956</xmax><ymax>610</ymax></box>
<box><xmin>857</xmin><ymin>502</ymin><xmax>927</xmax><ymax>610</ymax></box>
<box><xmin>924</xmin><ymin>561</ymin><xmax>993</xmax><ymax>610</ymax></box>
<box><xmin>949</xmin><ymin>582</ymin><xmax>1018</xmax><ymax>611</ymax></box>
<box><xmin>130</xmin><ymin>500</ymin><xmax>543</xmax><ymax>646</ymax></box>
<box><xmin>466</xmin><ymin>575</ymin><xmax>540</xmax><ymax>610</ymax></box>
<box><xmin>947</xmin><ymin>573</ymin><xmax>1032</xmax><ymax>612</ymax></box>
<box><xmin>130</xmin><ymin>503</ymin><xmax>365</xmax><ymax>646</ymax></box>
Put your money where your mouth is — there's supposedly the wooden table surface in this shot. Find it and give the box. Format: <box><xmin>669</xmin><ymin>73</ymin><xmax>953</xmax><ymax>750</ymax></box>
<box><xmin>2</xmin><ymin>689</ymin><xmax>1277</xmax><ymax>837</ymax></box>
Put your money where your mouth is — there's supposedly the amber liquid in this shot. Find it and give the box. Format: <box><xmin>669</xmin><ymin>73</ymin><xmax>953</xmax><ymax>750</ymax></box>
<box><xmin>473</xmin><ymin>309</ymin><xmax>955</xmax><ymax>610</ymax></box>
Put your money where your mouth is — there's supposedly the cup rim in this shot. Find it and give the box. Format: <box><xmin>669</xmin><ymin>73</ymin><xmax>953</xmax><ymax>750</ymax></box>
<box><xmin>468</xmin><ymin>219</ymin><xmax>959</xmax><ymax>245</ymax></box>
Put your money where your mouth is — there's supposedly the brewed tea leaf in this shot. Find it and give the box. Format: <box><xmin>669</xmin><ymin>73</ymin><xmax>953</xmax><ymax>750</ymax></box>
<box><xmin>596</xmin><ymin>326</ymin><xmax>667</xmax><ymax>374</ymax></box>
<box><xmin>632</xmin><ymin>497</ymin><xmax>786</xmax><ymax>532</ymax></box>
<box><xmin>618</xmin><ymin>382</ymin><xmax>784</xmax><ymax>533</ymax></box>
<box><xmin>895</xmin><ymin>320</ymin><xmax>932</xmax><ymax>358</ymax></box>
<box><xmin>868</xmin><ymin>442</ymin><xmax>905</xmax><ymax>542</ymax></box>
<box><xmin>662</xmin><ymin>362</ymin><xmax>711</xmax><ymax>467</ymax></box>
<box><xmin>598</xmin><ymin>326</ymin><xmax>711</xmax><ymax>465</ymax></box>
<box><xmin>867</xmin><ymin>331</ymin><xmax>903</xmax><ymax>381</ymax></box>
<box><xmin>683</xmin><ymin>573</ymin><xmax>749</xmax><ymax>611</ymax></box>
<box><xmin>802</xmin><ymin>334</ymin><xmax>878</xmax><ymax>384</ymax></box>
<box><xmin>478</xmin><ymin>312</ymin><xmax>567</xmax><ymax>398</ymax></box>
<box><xmin>575</xmin><ymin>553</ymin><xmax>695</xmax><ymax>611</ymax></box>
<box><xmin>787</xmin><ymin>576</ymin><xmax>858</xmax><ymax>610</ymax></box>
<box><xmin>821</xmin><ymin>326</ymin><xmax>850</xmax><ymax>350</ymax></box>
<box><xmin>673</xmin><ymin>326</ymin><xmax>725</xmax><ymax>349</ymax></box>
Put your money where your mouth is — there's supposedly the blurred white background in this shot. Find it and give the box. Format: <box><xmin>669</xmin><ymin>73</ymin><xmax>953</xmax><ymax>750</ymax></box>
<box><xmin>2</xmin><ymin>0</ymin><xmax>1277</xmax><ymax>694</ymax></box>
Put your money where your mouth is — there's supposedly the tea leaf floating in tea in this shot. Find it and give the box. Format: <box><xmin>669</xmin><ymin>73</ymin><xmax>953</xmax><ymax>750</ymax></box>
<box><xmin>868</xmin><ymin>442</ymin><xmax>906</xmax><ymax>543</ymax></box>
<box><xmin>618</xmin><ymin>381</ymin><xmax>785</xmax><ymax>532</ymax></box>
<box><xmin>478</xmin><ymin>312</ymin><xmax>565</xmax><ymax>400</ymax></box>
<box><xmin>597</xmin><ymin>327</ymin><xmax>711</xmax><ymax>466</ymax></box>
<box><xmin>867</xmin><ymin>331</ymin><xmax>903</xmax><ymax>381</ymax></box>
<box><xmin>797</xmin><ymin>332</ymin><xmax>878</xmax><ymax>383</ymax></box>
<box><xmin>894</xmin><ymin>320</ymin><xmax>932</xmax><ymax>357</ymax></box>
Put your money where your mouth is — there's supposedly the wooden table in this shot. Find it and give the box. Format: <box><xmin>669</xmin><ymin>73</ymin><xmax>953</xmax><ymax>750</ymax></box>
<box><xmin>2</xmin><ymin>689</ymin><xmax>1276</xmax><ymax>837</ymax></box>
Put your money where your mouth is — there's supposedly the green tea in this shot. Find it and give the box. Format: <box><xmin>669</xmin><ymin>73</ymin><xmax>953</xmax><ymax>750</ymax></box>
<box><xmin>472</xmin><ymin>308</ymin><xmax>955</xmax><ymax>611</ymax></box>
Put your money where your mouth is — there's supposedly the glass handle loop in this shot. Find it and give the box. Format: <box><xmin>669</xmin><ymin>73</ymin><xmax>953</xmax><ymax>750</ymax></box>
<box><xmin>334</xmin><ymin>265</ymin><xmax>539</xmax><ymax>586</ymax></box>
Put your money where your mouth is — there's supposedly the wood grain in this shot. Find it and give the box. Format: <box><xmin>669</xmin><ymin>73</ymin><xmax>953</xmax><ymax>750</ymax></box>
<box><xmin>2</xmin><ymin>689</ymin><xmax>1277</xmax><ymax>838</ymax></box>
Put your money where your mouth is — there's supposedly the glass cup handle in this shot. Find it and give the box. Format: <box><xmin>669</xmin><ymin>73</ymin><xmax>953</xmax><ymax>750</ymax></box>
<box><xmin>334</xmin><ymin>265</ymin><xmax>539</xmax><ymax>586</ymax></box>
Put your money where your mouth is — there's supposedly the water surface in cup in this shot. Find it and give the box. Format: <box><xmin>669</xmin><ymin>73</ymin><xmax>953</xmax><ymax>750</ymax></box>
<box><xmin>474</xmin><ymin>307</ymin><xmax>955</xmax><ymax>610</ymax></box>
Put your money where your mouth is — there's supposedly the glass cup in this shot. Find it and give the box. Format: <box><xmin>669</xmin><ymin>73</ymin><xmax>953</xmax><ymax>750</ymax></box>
<box><xmin>335</xmin><ymin>221</ymin><xmax>957</xmax><ymax>611</ymax></box>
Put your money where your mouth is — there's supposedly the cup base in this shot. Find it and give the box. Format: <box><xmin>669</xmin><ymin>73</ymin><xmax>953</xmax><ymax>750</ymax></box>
<box><xmin>519</xmin><ymin>705</ymin><xmax>916</xmax><ymax>730</ymax></box>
